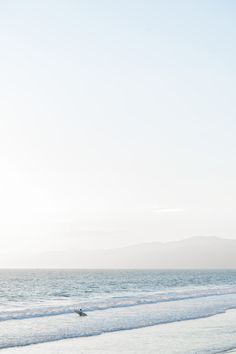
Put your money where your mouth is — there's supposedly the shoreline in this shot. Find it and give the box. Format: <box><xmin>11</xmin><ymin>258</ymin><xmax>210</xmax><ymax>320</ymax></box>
<box><xmin>2</xmin><ymin>309</ymin><xmax>236</xmax><ymax>354</ymax></box>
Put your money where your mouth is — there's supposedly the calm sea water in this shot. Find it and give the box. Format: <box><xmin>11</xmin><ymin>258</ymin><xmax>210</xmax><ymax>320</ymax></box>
<box><xmin>1</xmin><ymin>269</ymin><xmax>236</xmax><ymax>352</ymax></box>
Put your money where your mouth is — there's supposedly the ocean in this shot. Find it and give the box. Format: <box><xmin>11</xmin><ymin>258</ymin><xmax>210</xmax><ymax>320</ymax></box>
<box><xmin>1</xmin><ymin>269</ymin><xmax>236</xmax><ymax>352</ymax></box>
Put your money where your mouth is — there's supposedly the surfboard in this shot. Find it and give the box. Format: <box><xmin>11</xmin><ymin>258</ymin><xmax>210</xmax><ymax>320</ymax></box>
<box><xmin>75</xmin><ymin>310</ymin><xmax>87</xmax><ymax>316</ymax></box>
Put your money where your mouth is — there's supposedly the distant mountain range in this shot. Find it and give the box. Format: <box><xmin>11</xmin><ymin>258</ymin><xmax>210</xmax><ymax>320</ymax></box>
<box><xmin>4</xmin><ymin>236</ymin><xmax>236</xmax><ymax>268</ymax></box>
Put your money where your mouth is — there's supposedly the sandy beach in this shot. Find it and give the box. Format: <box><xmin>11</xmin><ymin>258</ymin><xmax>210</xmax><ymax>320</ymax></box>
<box><xmin>2</xmin><ymin>309</ymin><xmax>236</xmax><ymax>354</ymax></box>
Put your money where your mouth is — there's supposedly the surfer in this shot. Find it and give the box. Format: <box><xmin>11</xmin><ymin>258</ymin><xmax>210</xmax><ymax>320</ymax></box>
<box><xmin>75</xmin><ymin>308</ymin><xmax>87</xmax><ymax>317</ymax></box>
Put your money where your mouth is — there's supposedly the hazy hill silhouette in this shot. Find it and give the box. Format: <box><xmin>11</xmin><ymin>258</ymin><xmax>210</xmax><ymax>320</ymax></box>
<box><xmin>3</xmin><ymin>236</ymin><xmax>236</xmax><ymax>268</ymax></box>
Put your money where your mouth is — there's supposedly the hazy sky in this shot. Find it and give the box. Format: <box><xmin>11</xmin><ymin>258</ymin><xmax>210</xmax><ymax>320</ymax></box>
<box><xmin>1</xmin><ymin>0</ymin><xmax>236</xmax><ymax>257</ymax></box>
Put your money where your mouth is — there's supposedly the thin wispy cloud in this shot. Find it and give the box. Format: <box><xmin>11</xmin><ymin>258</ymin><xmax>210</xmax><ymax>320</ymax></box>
<box><xmin>153</xmin><ymin>208</ymin><xmax>184</xmax><ymax>213</ymax></box>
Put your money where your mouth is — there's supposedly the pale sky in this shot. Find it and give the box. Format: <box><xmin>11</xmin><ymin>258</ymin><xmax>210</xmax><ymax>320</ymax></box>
<box><xmin>0</xmin><ymin>0</ymin><xmax>236</xmax><ymax>258</ymax></box>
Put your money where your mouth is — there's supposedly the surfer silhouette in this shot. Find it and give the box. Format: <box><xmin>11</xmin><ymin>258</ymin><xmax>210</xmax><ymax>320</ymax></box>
<box><xmin>75</xmin><ymin>308</ymin><xmax>87</xmax><ymax>316</ymax></box>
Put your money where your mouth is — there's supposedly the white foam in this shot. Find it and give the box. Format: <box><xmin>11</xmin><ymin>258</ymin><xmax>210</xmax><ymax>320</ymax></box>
<box><xmin>1</xmin><ymin>292</ymin><xmax>236</xmax><ymax>349</ymax></box>
<box><xmin>1</xmin><ymin>285</ymin><xmax>236</xmax><ymax>322</ymax></box>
